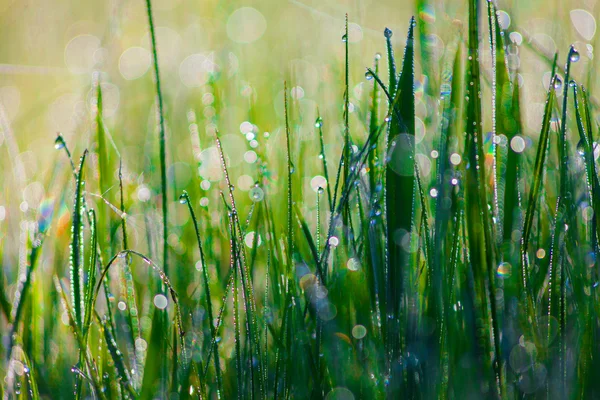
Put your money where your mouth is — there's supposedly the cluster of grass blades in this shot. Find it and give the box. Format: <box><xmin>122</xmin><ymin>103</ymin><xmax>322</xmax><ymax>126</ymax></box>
<box><xmin>3</xmin><ymin>0</ymin><xmax>600</xmax><ymax>398</ymax></box>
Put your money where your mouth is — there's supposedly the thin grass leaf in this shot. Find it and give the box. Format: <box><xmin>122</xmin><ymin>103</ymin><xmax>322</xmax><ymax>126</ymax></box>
<box><xmin>315</xmin><ymin>111</ymin><xmax>333</xmax><ymax>212</ymax></box>
<box><xmin>96</xmin><ymin>312</ymin><xmax>137</xmax><ymax>398</ymax></box>
<box><xmin>464</xmin><ymin>0</ymin><xmax>502</xmax><ymax>395</ymax></box>
<box><xmin>215</xmin><ymin>135</ymin><xmax>265</xmax><ymax>398</ymax></box>
<box><xmin>83</xmin><ymin>209</ymin><xmax>97</xmax><ymax>339</ymax></box>
<box><xmin>71</xmin><ymin>150</ymin><xmax>87</xmax><ymax>329</ymax></box>
<box><xmin>367</xmin><ymin>53</ymin><xmax>381</xmax><ymax>197</ymax></box>
<box><xmin>180</xmin><ymin>190</ymin><xmax>223</xmax><ymax>398</ymax></box>
<box><xmin>53</xmin><ymin>276</ymin><xmax>105</xmax><ymax>400</ymax></box>
<box><xmin>144</xmin><ymin>0</ymin><xmax>169</xmax><ymax>274</ymax></box>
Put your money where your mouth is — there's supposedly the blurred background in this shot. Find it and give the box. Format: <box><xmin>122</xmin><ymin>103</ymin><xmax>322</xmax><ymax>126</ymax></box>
<box><xmin>0</xmin><ymin>0</ymin><xmax>598</xmax><ymax>285</ymax></box>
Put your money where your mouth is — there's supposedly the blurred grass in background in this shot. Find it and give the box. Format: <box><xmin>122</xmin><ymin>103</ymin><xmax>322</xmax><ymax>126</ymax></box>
<box><xmin>1</xmin><ymin>0</ymin><xmax>600</xmax><ymax>398</ymax></box>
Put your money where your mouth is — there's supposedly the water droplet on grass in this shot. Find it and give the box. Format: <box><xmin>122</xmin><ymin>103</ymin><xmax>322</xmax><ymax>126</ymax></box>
<box><xmin>54</xmin><ymin>136</ymin><xmax>65</xmax><ymax>150</ymax></box>
<box><xmin>365</xmin><ymin>70</ymin><xmax>374</xmax><ymax>80</ymax></box>
<box><xmin>314</xmin><ymin>117</ymin><xmax>323</xmax><ymax>128</ymax></box>
<box><xmin>341</xmin><ymin>34</ymin><xmax>348</xmax><ymax>42</ymax></box>
<box><xmin>249</xmin><ymin>186</ymin><xmax>264</xmax><ymax>202</ymax></box>
<box><xmin>554</xmin><ymin>75</ymin><xmax>563</xmax><ymax>90</ymax></box>
<box><xmin>570</xmin><ymin>48</ymin><xmax>581</xmax><ymax>62</ymax></box>
<box><xmin>384</xmin><ymin>27</ymin><xmax>393</xmax><ymax>38</ymax></box>
<box><xmin>577</xmin><ymin>139</ymin><xmax>586</xmax><ymax>156</ymax></box>
<box><xmin>179</xmin><ymin>193</ymin><xmax>188</xmax><ymax>204</ymax></box>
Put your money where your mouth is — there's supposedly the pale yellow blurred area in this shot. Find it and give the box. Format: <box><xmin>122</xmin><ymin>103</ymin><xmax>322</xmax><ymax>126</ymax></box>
<box><xmin>0</xmin><ymin>0</ymin><xmax>597</xmax><ymax>182</ymax></box>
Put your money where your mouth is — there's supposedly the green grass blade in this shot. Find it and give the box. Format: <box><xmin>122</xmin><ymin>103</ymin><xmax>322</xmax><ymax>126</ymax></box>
<box><xmin>315</xmin><ymin>110</ymin><xmax>333</xmax><ymax>212</ymax></box>
<box><xmin>71</xmin><ymin>150</ymin><xmax>88</xmax><ymax>329</ymax></box>
<box><xmin>83</xmin><ymin>209</ymin><xmax>97</xmax><ymax>339</ymax></box>
<box><xmin>97</xmin><ymin>312</ymin><xmax>137</xmax><ymax>398</ymax></box>
<box><xmin>558</xmin><ymin>46</ymin><xmax>578</xmax><ymax>198</ymax></box>
<box><xmin>144</xmin><ymin>0</ymin><xmax>169</xmax><ymax>275</ymax></box>
<box><xmin>367</xmin><ymin>54</ymin><xmax>381</xmax><ymax>196</ymax></box>
<box><xmin>522</xmin><ymin>56</ymin><xmax>558</xmax><ymax>253</ymax></box>
<box><xmin>180</xmin><ymin>190</ymin><xmax>223</xmax><ymax>398</ymax></box>
<box><xmin>54</xmin><ymin>276</ymin><xmax>105</xmax><ymax>400</ymax></box>
<box><xmin>383</xmin><ymin>17</ymin><xmax>415</xmax><ymax>393</ymax></box>
<box><xmin>464</xmin><ymin>0</ymin><xmax>502</xmax><ymax>395</ymax></box>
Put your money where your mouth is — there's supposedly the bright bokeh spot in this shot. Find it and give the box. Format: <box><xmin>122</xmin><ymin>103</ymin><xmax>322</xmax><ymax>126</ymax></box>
<box><xmin>153</xmin><ymin>294</ymin><xmax>168</xmax><ymax>310</ymax></box>
<box><xmin>227</xmin><ymin>7</ymin><xmax>267</xmax><ymax>44</ymax></box>
<box><xmin>119</xmin><ymin>47</ymin><xmax>151</xmax><ymax>80</ymax></box>
<box><xmin>571</xmin><ymin>9</ymin><xmax>596</xmax><ymax>41</ymax></box>
<box><xmin>179</xmin><ymin>53</ymin><xmax>218</xmax><ymax>87</ymax></box>
<box><xmin>64</xmin><ymin>34</ymin><xmax>101</xmax><ymax>74</ymax></box>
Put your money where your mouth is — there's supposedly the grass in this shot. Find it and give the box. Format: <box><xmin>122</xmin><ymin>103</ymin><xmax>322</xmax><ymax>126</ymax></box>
<box><xmin>2</xmin><ymin>0</ymin><xmax>600</xmax><ymax>398</ymax></box>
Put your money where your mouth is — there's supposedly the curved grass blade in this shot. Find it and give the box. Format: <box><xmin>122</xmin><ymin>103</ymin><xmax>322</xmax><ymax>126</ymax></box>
<box><xmin>215</xmin><ymin>135</ymin><xmax>265</xmax><ymax>398</ymax></box>
<box><xmin>54</xmin><ymin>276</ymin><xmax>105</xmax><ymax>400</ymax></box>
<box><xmin>180</xmin><ymin>190</ymin><xmax>223</xmax><ymax>398</ymax></box>
<box><xmin>96</xmin><ymin>312</ymin><xmax>137</xmax><ymax>398</ymax></box>
<box><xmin>116</xmin><ymin>159</ymin><xmax>144</xmax><ymax>389</ymax></box>
<box><xmin>574</xmin><ymin>85</ymin><xmax>600</xmax><ymax>256</ymax></box>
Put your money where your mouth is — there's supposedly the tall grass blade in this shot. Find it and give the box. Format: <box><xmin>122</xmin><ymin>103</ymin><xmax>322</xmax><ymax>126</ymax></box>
<box><xmin>180</xmin><ymin>190</ymin><xmax>223</xmax><ymax>398</ymax></box>
<box><xmin>71</xmin><ymin>150</ymin><xmax>87</xmax><ymax>329</ymax></box>
<box><xmin>464</xmin><ymin>0</ymin><xmax>502</xmax><ymax>395</ymax></box>
<box><xmin>144</xmin><ymin>0</ymin><xmax>169</xmax><ymax>274</ymax></box>
<box><xmin>383</xmin><ymin>17</ymin><xmax>415</xmax><ymax>394</ymax></box>
<box><xmin>83</xmin><ymin>209</ymin><xmax>97</xmax><ymax>338</ymax></box>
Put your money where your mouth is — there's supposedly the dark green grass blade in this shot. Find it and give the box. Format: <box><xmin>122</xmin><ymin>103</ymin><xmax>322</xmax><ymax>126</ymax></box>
<box><xmin>97</xmin><ymin>312</ymin><xmax>137</xmax><ymax>398</ymax></box>
<box><xmin>144</xmin><ymin>0</ymin><xmax>170</xmax><ymax>393</ymax></box>
<box><xmin>522</xmin><ymin>56</ymin><xmax>558</xmax><ymax>253</ymax></box>
<box><xmin>367</xmin><ymin>54</ymin><xmax>381</xmax><ymax>196</ymax></box>
<box><xmin>384</xmin><ymin>26</ymin><xmax>397</xmax><ymax>99</ymax></box>
<box><xmin>342</xmin><ymin>15</ymin><xmax>351</xmax><ymax>241</ymax></box>
<box><xmin>574</xmin><ymin>85</ymin><xmax>600</xmax><ymax>256</ymax></box>
<box><xmin>180</xmin><ymin>190</ymin><xmax>223</xmax><ymax>397</ymax></box>
<box><xmin>54</xmin><ymin>276</ymin><xmax>105</xmax><ymax>400</ymax></box>
<box><xmin>294</xmin><ymin>204</ymin><xmax>324</xmax><ymax>282</ymax></box>
<box><xmin>91</xmin><ymin>250</ymin><xmax>189</xmax><ymax>398</ymax></box>
<box><xmin>116</xmin><ymin>160</ymin><xmax>144</xmax><ymax>389</ymax></box>
<box><xmin>486</xmin><ymin>0</ymin><xmax>515</xmax><ymax>245</ymax></box>
<box><xmin>144</xmin><ymin>0</ymin><xmax>168</xmax><ymax>275</ymax></box>
<box><xmin>464</xmin><ymin>0</ymin><xmax>503</xmax><ymax>395</ymax></box>
<box><xmin>215</xmin><ymin>135</ymin><xmax>265</xmax><ymax>398</ymax></box>
<box><xmin>71</xmin><ymin>150</ymin><xmax>88</xmax><ymax>329</ymax></box>
<box><xmin>558</xmin><ymin>46</ymin><xmax>578</xmax><ymax>198</ymax></box>
<box><xmin>383</xmin><ymin>17</ymin><xmax>415</xmax><ymax>393</ymax></box>
<box><xmin>0</xmin><ymin>270</ymin><xmax>9</xmax><ymax>320</ymax></box>
<box><xmin>315</xmin><ymin>110</ymin><xmax>333</xmax><ymax>212</ymax></box>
